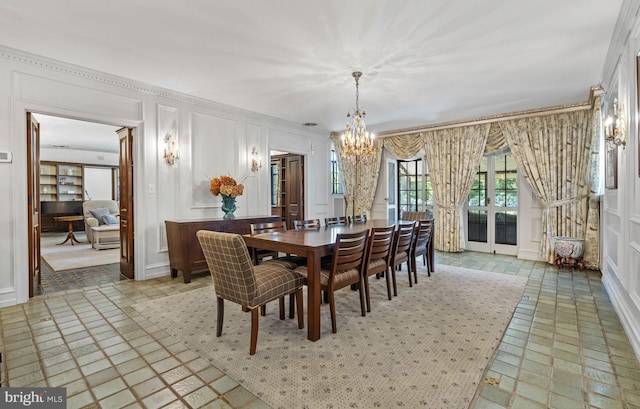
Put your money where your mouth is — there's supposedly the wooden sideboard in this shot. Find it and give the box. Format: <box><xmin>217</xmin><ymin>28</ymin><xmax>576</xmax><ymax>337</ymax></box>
<box><xmin>165</xmin><ymin>216</ymin><xmax>280</xmax><ymax>283</ymax></box>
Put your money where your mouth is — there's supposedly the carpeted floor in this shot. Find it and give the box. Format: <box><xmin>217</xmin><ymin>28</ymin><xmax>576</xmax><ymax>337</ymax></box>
<box><xmin>133</xmin><ymin>264</ymin><xmax>528</xmax><ymax>409</ymax></box>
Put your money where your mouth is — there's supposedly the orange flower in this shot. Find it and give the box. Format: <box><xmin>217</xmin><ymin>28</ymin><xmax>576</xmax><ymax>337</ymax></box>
<box><xmin>210</xmin><ymin>175</ymin><xmax>244</xmax><ymax>198</ymax></box>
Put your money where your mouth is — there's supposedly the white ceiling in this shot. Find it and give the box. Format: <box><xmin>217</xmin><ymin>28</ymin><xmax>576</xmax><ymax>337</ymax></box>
<box><xmin>1</xmin><ymin>0</ymin><xmax>623</xmax><ymax>152</ymax></box>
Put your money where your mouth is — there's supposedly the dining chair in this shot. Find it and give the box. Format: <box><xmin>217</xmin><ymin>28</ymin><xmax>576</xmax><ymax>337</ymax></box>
<box><xmin>362</xmin><ymin>225</ymin><xmax>395</xmax><ymax>312</ymax></box>
<box><xmin>410</xmin><ymin>218</ymin><xmax>434</xmax><ymax>277</ymax></box>
<box><xmin>293</xmin><ymin>219</ymin><xmax>321</xmax><ymax>230</ymax></box>
<box><xmin>324</xmin><ymin>216</ymin><xmax>348</xmax><ymax>226</ymax></box>
<box><xmin>389</xmin><ymin>221</ymin><xmax>416</xmax><ymax>296</ymax></box>
<box><xmin>294</xmin><ymin>229</ymin><xmax>370</xmax><ymax>333</ymax></box>
<box><xmin>348</xmin><ymin>214</ymin><xmax>367</xmax><ymax>224</ymax></box>
<box><xmin>400</xmin><ymin>210</ymin><xmax>428</xmax><ymax>221</ymax></box>
<box><xmin>249</xmin><ymin>221</ymin><xmax>306</xmax><ymax>268</ymax></box>
<box><xmin>250</xmin><ymin>221</ymin><xmax>307</xmax><ymax>318</ymax></box>
<box><xmin>196</xmin><ymin>230</ymin><xmax>304</xmax><ymax>355</ymax></box>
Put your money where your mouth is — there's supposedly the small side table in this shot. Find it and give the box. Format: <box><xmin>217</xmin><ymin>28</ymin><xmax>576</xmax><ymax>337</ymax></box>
<box><xmin>54</xmin><ymin>215</ymin><xmax>85</xmax><ymax>245</ymax></box>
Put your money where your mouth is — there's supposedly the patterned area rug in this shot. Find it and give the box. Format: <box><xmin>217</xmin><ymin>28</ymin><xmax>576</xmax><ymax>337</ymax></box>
<box><xmin>41</xmin><ymin>232</ymin><xmax>119</xmax><ymax>271</ymax></box>
<box><xmin>133</xmin><ymin>265</ymin><xmax>527</xmax><ymax>409</ymax></box>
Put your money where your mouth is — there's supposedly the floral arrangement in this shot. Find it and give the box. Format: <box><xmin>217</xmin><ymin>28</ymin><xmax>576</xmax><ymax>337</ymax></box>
<box><xmin>210</xmin><ymin>175</ymin><xmax>244</xmax><ymax>198</ymax></box>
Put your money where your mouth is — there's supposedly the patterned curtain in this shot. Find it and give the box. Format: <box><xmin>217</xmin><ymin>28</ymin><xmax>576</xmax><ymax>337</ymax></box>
<box><xmin>424</xmin><ymin>124</ymin><xmax>490</xmax><ymax>252</ymax></box>
<box><xmin>331</xmin><ymin>136</ymin><xmax>384</xmax><ymax>218</ymax></box>
<box><xmin>384</xmin><ymin>133</ymin><xmax>426</xmax><ymax>159</ymax></box>
<box><xmin>499</xmin><ymin>109</ymin><xmax>594</xmax><ymax>263</ymax></box>
<box><xmin>583</xmin><ymin>95</ymin><xmax>602</xmax><ymax>269</ymax></box>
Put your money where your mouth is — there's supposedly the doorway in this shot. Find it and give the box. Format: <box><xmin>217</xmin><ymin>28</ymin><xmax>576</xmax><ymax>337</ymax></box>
<box><xmin>270</xmin><ymin>151</ymin><xmax>304</xmax><ymax>229</ymax></box>
<box><xmin>28</xmin><ymin>113</ymin><xmax>133</xmax><ymax>295</ymax></box>
<box><xmin>465</xmin><ymin>153</ymin><xmax>518</xmax><ymax>255</ymax></box>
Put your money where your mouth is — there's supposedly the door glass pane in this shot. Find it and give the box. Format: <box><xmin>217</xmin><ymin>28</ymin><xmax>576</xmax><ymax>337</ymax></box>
<box><xmin>495</xmin><ymin>154</ymin><xmax>518</xmax><ymax>207</ymax></box>
<box><xmin>468</xmin><ymin>210</ymin><xmax>487</xmax><ymax>242</ymax></box>
<box><xmin>468</xmin><ymin>157</ymin><xmax>487</xmax><ymax>206</ymax></box>
<box><xmin>495</xmin><ymin>211</ymin><xmax>517</xmax><ymax>245</ymax></box>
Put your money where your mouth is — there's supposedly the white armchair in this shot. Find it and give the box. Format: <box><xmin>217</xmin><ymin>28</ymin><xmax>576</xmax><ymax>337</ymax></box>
<box><xmin>83</xmin><ymin>200</ymin><xmax>119</xmax><ymax>244</ymax></box>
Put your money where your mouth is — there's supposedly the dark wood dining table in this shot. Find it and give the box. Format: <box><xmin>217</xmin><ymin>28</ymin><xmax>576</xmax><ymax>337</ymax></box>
<box><xmin>243</xmin><ymin>219</ymin><xmax>397</xmax><ymax>341</ymax></box>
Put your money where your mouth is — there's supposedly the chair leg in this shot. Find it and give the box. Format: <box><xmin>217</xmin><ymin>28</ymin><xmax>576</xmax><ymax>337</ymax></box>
<box><xmin>279</xmin><ymin>297</ymin><xmax>285</xmax><ymax>320</ymax></box>
<box><xmin>358</xmin><ymin>277</ymin><xmax>366</xmax><ymax>317</ymax></box>
<box><xmin>384</xmin><ymin>267</ymin><xmax>392</xmax><ymax>300</ymax></box>
<box><xmin>216</xmin><ymin>297</ymin><xmax>224</xmax><ymax>337</ymax></box>
<box><xmin>391</xmin><ymin>265</ymin><xmax>398</xmax><ymax>296</ymax></box>
<box><xmin>295</xmin><ymin>288</ymin><xmax>304</xmax><ymax>329</ymax></box>
<box><xmin>408</xmin><ymin>260</ymin><xmax>414</xmax><ymax>288</ymax></box>
<box><xmin>260</xmin><ymin>305</ymin><xmax>266</xmax><ymax>316</ymax></box>
<box><xmin>364</xmin><ymin>274</ymin><xmax>372</xmax><ymax>313</ymax></box>
<box><xmin>329</xmin><ymin>290</ymin><xmax>337</xmax><ymax>333</ymax></box>
<box><xmin>250</xmin><ymin>308</ymin><xmax>259</xmax><ymax>355</ymax></box>
<box><xmin>411</xmin><ymin>257</ymin><xmax>418</xmax><ymax>284</ymax></box>
<box><xmin>289</xmin><ymin>293</ymin><xmax>295</xmax><ymax>319</ymax></box>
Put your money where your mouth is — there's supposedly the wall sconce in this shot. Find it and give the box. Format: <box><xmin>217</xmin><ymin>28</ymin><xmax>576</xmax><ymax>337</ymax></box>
<box><xmin>604</xmin><ymin>98</ymin><xmax>626</xmax><ymax>149</ymax></box>
<box><xmin>250</xmin><ymin>147</ymin><xmax>262</xmax><ymax>172</ymax></box>
<box><xmin>163</xmin><ymin>133</ymin><xmax>179</xmax><ymax>165</ymax></box>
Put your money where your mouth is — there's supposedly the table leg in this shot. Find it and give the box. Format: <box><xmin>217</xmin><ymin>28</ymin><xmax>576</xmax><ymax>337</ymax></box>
<box><xmin>57</xmin><ymin>222</ymin><xmax>81</xmax><ymax>245</ymax></box>
<box><xmin>306</xmin><ymin>249</ymin><xmax>321</xmax><ymax>341</ymax></box>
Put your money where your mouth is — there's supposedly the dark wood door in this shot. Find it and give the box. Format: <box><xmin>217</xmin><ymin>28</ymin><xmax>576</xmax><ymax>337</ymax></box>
<box><xmin>285</xmin><ymin>154</ymin><xmax>304</xmax><ymax>230</ymax></box>
<box><xmin>27</xmin><ymin>113</ymin><xmax>41</xmax><ymax>297</ymax></box>
<box><xmin>117</xmin><ymin>127</ymin><xmax>134</xmax><ymax>279</ymax></box>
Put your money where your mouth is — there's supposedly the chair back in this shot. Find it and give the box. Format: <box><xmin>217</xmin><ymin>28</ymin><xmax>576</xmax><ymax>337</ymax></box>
<box><xmin>250</xmin><ymin>221</ymin><xmax>287</xmax><ymax>234</ymax></box>
<box><xmin>348</xmin><ymin>214</ymin><xmax>367</xmax><ymax>224</ymax></box>
<box><xmin>412</xmin><ymin>219</ymin><xmax>433</xmax><ymax>256</ymax></box>
<box><xmin>401</xmin><ymin>210</ymin><xmax>430</xmax><ymax>221</ymax></box>
<box><xmin>393</xmin><ymin>222</ymin><xmax>415</xmax><ymax>260</ymax></box>
<box><xmin>325</xmin><ymin>216</ymin><xmax>348</xmax><ymax>226</ymax></box>
<box><xmin>328</xmin><ymin>230</ymin><xmax>370</xmax><ymax>286</ymax></box>
<box><xmin>196</xmin><ymin>230</ymin><xmax>257</xmax><ymax>305</ymax></box>
<box><xmin>364</xmin><ymin>225</ymin><xmax>395</xmax><ymax>274</ymax></box>
<box><xmin>293</xmin><ymin>219</ymin><xmax>321</xmax><ymax>230</ymax></box>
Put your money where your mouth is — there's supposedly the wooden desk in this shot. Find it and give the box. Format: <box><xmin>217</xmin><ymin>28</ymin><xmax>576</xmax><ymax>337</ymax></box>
<box><xmin>243</xmin><ymin>220</ymin><xmax>393</xmax><ymax>341</ymax></box>
<box><xmin>54</xmin><ymin>215</ymin><xmax>85</xmax><ymax>245</ymax></box>
<box><xmin>165</xmin><ymin>216</ymin><xmax>280</xmax><ymax>283</ymax></box>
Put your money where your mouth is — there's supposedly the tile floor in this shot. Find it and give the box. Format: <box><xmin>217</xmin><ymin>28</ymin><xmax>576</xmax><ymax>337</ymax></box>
<box><xmin>0</xmin><ymin>252</ymin><xmax>638</xmax><ymax>409</ymax></box>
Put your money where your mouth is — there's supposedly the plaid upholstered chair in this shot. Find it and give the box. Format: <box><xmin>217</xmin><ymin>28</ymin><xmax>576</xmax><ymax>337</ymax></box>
<box><xmin>294</xmin><ymin>229</ymin><xmax>369</xmax><ymax>333</ymax></box>
<box><xmin>196</xmin><ymin>230</ymin><xmax>305</xmax><ymax>355</ymax></box>
<box><xmin>362</xmin><ymin>225</ymin><xmax>395</xmax><ymax>311</ymax></box>
<box><xmin>389</xmin><ymin>222</ymin><xmax>416</xmax><ymax>296</ymax></box>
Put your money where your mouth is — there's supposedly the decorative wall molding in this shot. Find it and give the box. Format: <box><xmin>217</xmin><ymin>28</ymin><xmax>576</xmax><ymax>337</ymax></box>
<box><xmin>602</xmin><ymin>0</ymin><xmax>640</xmax><ymax>87</ymax></box>
<box><xmin>0</xmin><ymin>45</ymin><xmax>322</xmax><ymax>135</ymax></box>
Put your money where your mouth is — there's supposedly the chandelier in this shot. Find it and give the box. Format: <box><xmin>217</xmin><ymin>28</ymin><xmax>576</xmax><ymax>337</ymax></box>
<box><xmin>339</xmin><ymin>71</ymin><xmax>375</xmax><ymax>158</ymax></box>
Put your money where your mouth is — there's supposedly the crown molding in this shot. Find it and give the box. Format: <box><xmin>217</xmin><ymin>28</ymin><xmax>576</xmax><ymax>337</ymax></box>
<box><xmin>601</xmin><ymin>0</ymin><xmax>640</xmax><ymax>88</ymax></box>
<box><xmin>0</xmin><ymin>45</ymin><xmax>326</xmax><ymax>135</ymax></box>
<box><xmin>331</xmin><ymin>92</ymin><xmax>595</xmax><ymax>139</ymax></box>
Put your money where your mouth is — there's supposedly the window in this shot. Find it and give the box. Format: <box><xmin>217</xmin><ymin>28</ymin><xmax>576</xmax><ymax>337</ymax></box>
<box><xmin>330</xmin><ymin>148</ymin><xmax>344</xmax><ymax>194</ymax></box>
<box><xmin>397</xmin><ymin>158</ymin><xmax>432</xmax><ymax>217</ymax></box>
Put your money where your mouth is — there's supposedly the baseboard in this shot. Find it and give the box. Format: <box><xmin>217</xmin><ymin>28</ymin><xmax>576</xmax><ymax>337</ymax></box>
<box><xmin>517</xmin><ymin>248</ymin><xmax>544</xmax><ymax>261</ymax></box>
<box><xmin>142</xmin><ymin>263</ymin><xmax>172</xmax><ymax>280</ymax></box>
<box><xmin>602</xmin><ymin>270</ymin><xmax>640</xmax><ymax>362</ymax></box>
<box><xmin>0</xmin><ymin>288</ymin><xmax>17</xmax><ymax>308</ymax></box>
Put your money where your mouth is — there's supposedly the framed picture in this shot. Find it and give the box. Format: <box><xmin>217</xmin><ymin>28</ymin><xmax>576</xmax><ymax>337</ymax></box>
<box><xmin>605</xmin><ymin>145</ymin><xmax>618</xmax><ymax>189</ymax></box>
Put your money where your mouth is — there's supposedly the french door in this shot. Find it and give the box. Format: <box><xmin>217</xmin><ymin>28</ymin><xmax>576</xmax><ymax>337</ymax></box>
<box><xmin>465</xmin><ymin>153</ymin><xmax>518</xmax><ymax>255</ymax></box>
<box><xmin>386</xmin><ymin>159</ymin><xmax>397</xmax><ymax>223</ymax></box>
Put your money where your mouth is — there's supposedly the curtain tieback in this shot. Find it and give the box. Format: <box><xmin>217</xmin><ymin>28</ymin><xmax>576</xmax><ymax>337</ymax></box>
<box><xmin>544</xmin><ymin>194</ymin><xmax>589</xmax><ymax>210</ymax></box>
<box><xmin>438</xmin><ymin>204</ymin><xmax>462</xmax><ymax>212</ymax></box>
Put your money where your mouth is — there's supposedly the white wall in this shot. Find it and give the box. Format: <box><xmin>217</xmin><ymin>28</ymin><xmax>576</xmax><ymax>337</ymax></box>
<box><xmin>0</xmin><ymin>46</ymin><xmax>328</xmax><ymax>307</ymax></box>
<box><xmin>598</xmin><ymin>0</ymin><xmax>640</xmax><ymax>359</ymax></box>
